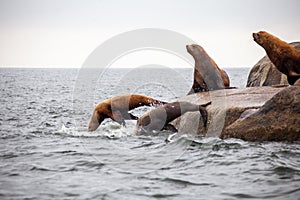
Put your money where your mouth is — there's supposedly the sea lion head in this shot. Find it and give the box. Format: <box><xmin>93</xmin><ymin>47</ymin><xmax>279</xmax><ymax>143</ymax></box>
<box><xmin>186</xmin><ymin>44</ymin><xmax>198</xmax><ymax>55</ymax></box>
<box><xmin>88</xmin><ymin>110</ymin><xmax>104</xmax><ymax>131</ymax></box>
<box><xmin>186</xmin><ymin>44</ymin><xmax>206</xmax><ymax>60</ymax></box>
<box><xmin>253</xmin><ymin>31</ymin><xmax>270</xmax><ymax>47</ymax></box>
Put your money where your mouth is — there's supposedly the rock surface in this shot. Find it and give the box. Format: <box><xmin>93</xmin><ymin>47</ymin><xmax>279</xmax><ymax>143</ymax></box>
<box><xmin>246</xmin><ymin>42</ymin><xmax>300</xmax><ymax>87</ymax></box>
<box><xmin>171</xmin><ymin>86</ymin><xmax>300</xmax><ymax>141</ymax></box>
<box><xmin>221</xmin><ymin>86</ymin><xmax>300</xmax><ymax>141</ymax></box>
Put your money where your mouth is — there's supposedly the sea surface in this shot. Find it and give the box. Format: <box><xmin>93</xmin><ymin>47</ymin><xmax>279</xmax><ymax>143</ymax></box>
<box><xmin>0</xmin><ymin>67</ymin><xmax>299</xmax><ymax>200</ymax></box>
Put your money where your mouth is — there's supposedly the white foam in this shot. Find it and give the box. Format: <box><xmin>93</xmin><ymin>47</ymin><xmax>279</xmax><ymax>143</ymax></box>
<box><xmin>56</xmin><ymin>120</ymin><xmax>137</xmax><ymax>138</ymax></box>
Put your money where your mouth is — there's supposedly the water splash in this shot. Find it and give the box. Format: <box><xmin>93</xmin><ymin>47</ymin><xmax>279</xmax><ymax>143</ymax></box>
<box><xmin>55</xmin><ymin>120</ymin><xmax>137</xmax><ymax>138</ymax></box>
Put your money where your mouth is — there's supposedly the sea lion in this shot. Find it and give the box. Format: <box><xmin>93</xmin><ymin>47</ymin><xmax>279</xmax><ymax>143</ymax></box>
<box><xmin>253</xmin><ymin>31</ymin><xmax>300</xmax><ymax>85</ymax></box>
<box><xmin>88</xmin><ymin>94</ymin><xmax>167</xmax><ymax>131</ymax></box>
<box><xmin>136</xmin><ymin>101</ymin><xmax>211</xmax><ymax>134</ymax></box>
<box><xmin>186</xmin><ymin>44</ymin><xmax>230</xmax><ymax>94</ymax></box>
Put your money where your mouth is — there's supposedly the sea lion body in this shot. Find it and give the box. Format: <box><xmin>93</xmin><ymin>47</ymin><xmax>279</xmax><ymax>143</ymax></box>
<box><xmin>88</xmin><ymin>94</ymin><xmax>166</xmax><ymax>131</ymax></box>
<box><xmin>136</xmin><ymin>101</ymin><xmax>210</xmax><ymax>134</ymax></box>
<box><xmin>186</xmin><ymin>44</ymin><xmax>230</xmax><ymax>94</ymax></box>
<box><xmin>253</xmin><ymin>31</ymin><xmax>300</xmax><ymax>85</ymax></box>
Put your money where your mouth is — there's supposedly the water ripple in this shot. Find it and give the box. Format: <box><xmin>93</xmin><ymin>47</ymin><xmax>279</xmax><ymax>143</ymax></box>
<box><xmin>30</xmin><ymin>165</ymin><xmax>77</xmax><ymax>172</ymax></box>
<box><xmin>163</xmin><ymin>177</ymin><xmax>211</xmax><ymax>186</ymax></box>
<box><xmin>1</xmin><ymin>68</ymin><xmax>299</xmax><ymax>200</ymax></box>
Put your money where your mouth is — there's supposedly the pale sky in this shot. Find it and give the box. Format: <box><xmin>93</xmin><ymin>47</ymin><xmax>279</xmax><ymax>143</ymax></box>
<box><xmin>0</xmin><ymin>0</ymin><xmax>299</xmax><ymax>68</ymax></box>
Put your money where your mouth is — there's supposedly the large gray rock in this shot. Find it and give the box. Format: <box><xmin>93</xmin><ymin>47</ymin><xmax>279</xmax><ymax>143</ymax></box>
<box><xmin>246</xmin><ymin>42</ymin><xmax>300</xmax><ymax>87</ymax></box>
<box><xmin>172</xmin><ymin>86</ymin><xmax>300</xmax><ymax>141</ymax></box>
<box><xmin>221</xmin><ymin>86</ymin><xmax>300</xmax><ymax>141</ymax></box>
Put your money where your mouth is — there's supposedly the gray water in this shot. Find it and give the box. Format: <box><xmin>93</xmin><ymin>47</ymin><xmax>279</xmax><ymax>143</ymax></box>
<box><xmin>1</xmin><ymin>68</ymin><xmax>300</xmax><ymax>200</ymax></box>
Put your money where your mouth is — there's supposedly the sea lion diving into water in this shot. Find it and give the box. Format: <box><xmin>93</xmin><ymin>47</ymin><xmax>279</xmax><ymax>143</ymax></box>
<box><xmin>136</xmin><ymin>101</ymin><xmax>211</xmax><ymax>134</ymax></box>
<box><xmin>88</xmin><ymin>94</ymin><xmax>167</xmax><ymax>131</ymax></box>
<box><xmin>253</xmin><ymin>31</ymin><xmax>300</xmax><ymax>85</ymax></box>
<box><xmin>186</xmin><ymin>44</ymin><xmax>231</xmax><ymax>94</ymax></box>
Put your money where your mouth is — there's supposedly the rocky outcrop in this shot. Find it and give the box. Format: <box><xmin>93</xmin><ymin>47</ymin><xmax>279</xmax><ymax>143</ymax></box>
<box><xmin>172</xmin><ymin>86</ymin><xmax>300</xmax><ymax>141</ymax></box>
<box><xmin>221</xmin><ymin>86</ymin><xmax>300</xmax><ymax>141</ymax></box>
<box><xmin>246</xmin><ymin>42</ymin><xmax>300</xmax><ymax>87</ymax></box>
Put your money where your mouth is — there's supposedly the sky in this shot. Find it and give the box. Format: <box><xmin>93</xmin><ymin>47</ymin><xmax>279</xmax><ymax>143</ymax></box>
<box><xmin>0</xmin><ymin>0</ymin><xmax>299</xmax><ymax>68</ymax></box>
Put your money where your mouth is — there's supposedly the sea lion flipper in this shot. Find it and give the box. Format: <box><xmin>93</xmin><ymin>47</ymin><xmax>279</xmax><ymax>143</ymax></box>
<box><xmin>196</xmin><ymin>102</ymin><xmax>210</xmax><ymax>128</ymax></box>
<box><xmin>163</xmin><ymin>124</ymin><xmax>178</xmax><ymax>133</ymax></box>
<box><xmin>287</xmin><ymin>74</ymin><xmax>300</xmax><ymax>85</ymax></box>
<box><xmin>110</xmin><ymin>111</ymin><xmax>126</xmax><ymax>126</ymax></box>
<box><xmin>199</xmin><ymin>106</ymin><xmax>209</xmax><ymax>128</ymax></box>
<box><xmin>129</xmin><ymin>113</ymin><xmax>138</xmax><ymax>120</ymax></box>
<box><xmin>201</xmin><ymin>101</ymin><xmax>212</xmax><ymax>107</ymax></box>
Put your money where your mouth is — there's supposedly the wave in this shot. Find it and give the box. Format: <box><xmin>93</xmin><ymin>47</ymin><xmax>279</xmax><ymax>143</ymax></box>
<box><xmin>163</xmin><ymin>177</ymin><xmax>212</xmax><ymax>186</ymax></box>
<box><xmin>224</xmin><ymin>187</ymin><xmax>300</xmax><ymax>199</ymax></box>
<box><xmin>30</xmin><ymin>165</ymin><xmax>77</xmax><ymax>172</ymax></box>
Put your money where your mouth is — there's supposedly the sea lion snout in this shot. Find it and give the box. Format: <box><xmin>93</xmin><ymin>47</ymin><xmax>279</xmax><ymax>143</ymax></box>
<box><xmin>186</xmin><ymin>44</ymin><xmax>193</xmax><ymax>54</ymax></box>
<box><xmin>186</xmin><ymin>44</ymin><xmax>190</xmax><ymax>51</ymax></box>
<box><xmin>253</xmin><ymin>31</ymin><xmax>267</xmax><ymax>45</ymax></box>
<box><xmin>253</xmin><ymin>32</ymin><xmax>259</xmax><ymax>41</ymax></box>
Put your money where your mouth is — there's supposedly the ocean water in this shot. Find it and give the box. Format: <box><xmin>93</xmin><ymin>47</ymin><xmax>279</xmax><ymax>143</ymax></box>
<box><xmin>0</xmin><ymin>67</ymin><xmax>299</xmax><ymax>200</ymax></box>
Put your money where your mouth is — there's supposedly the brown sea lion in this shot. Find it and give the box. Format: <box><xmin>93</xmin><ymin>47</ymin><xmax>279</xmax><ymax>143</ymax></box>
<box><xmin>186</xmin><ymin>44</ymin><xmax>230</xmax><ymax>94</ymax></box>
<box><xmin>136</xmin><ymin>101</ymin><xmax>211</xmax><ymax>134</ymax></box>
<box><xmin>88</xmin><ymin>94</ymin><xmax>167</xmax><ymax>131</ymax></box>
<box><xmin>253</xmin><ymin>31</ymin><xmax>300</xmax><ymax>85</ymax></box>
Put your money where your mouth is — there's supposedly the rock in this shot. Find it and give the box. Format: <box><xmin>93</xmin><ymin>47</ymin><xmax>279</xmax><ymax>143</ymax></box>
<box><xmin>246</xmin><ymin>42</ymin><xmax>300</xmax><ymax>87</ymax></box>
<box><xmin>221</xmin><ymin>86</ymin><xmax>300</xmax><ymax>141</ymax></box>
<box><xmin>171</xmin><ymin>86</ymin><xmax>300</xmax><ymax>141</ymax></box>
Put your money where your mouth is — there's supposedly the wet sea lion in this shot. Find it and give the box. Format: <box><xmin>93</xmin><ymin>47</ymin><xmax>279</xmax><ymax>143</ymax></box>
<box><xmin>88</xmin><ymin>94</ymin><xmax>167</xmax><ymax>131</ymax></box>
<box><xmin>186</xmin><ymin>44</ymin><xmax>230</xmax><ymax>94</ymax></box>
<box><xmin>136</xmin><ymin>101</ymin><xmax>211</xmax><ymax>134</ymax></box>
<box><xmin>253</xmin><ymin>31</ymin><xmax>300</xmax><ymax>85</ymax></box>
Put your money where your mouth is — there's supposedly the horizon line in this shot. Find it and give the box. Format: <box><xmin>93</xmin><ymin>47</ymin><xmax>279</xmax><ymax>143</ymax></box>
<box><xmin>0</xmin><ymin>65</ymin><xmax>252</xmax><ymax>69</ymax></box>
